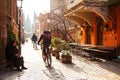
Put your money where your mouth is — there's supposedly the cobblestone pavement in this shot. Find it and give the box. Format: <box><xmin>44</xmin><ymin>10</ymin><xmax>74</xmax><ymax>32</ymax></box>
<box><xmin>0</xmin><ymin>39</ymin><xmax>120</xmax><ymax>80</ymax></box>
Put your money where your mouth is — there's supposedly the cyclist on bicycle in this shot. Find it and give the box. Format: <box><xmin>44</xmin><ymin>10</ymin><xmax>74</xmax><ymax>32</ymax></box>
<box><xmin>38</xmin><ymin>30</ymin><xmax>51</xmax><ymax>66</ymax></box>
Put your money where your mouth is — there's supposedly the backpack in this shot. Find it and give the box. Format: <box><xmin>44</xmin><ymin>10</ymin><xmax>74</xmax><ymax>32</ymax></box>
<box><xmin>43</xmin><ymin>33</ymin><xmax>51</xmax><ymax>44</ymax></box>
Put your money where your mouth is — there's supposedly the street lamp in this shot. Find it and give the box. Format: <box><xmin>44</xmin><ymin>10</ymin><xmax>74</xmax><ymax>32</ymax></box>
<box><xmin>17</xmin><ymin>0</ymin><xmax>23</xmax><ymax>54</ymax></box>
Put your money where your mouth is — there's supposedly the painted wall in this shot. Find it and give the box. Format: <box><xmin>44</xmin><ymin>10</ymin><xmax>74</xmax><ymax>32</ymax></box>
<box><xmin>103</xmin><ymin>6</ymin><xmax>120</xmax><ymax>47</ymax></box>
<box><xmin>80</xmin><ymin>6</ymin><xmax>120</xmax><ymax>47</ymax></box>
<box><xmin>103</xmin><ymin>31</ymin><xmax>117</xmax><ymax>47</ymax></box>
<box><xmin>115</xmin><ymin>6</ymin><xmax>120</xmax><ymax>45</ymax></box>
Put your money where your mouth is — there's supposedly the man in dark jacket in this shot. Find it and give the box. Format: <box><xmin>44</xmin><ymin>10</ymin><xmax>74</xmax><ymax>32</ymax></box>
<box><xmin>5</xmin><ymin>40</ymin><xmax>27</xmax><ymax>71</ymax></box>
<box><xmin>31</xmin><ymin>33</ymin><xmax>37</xmax><ymax>49</ymax></box>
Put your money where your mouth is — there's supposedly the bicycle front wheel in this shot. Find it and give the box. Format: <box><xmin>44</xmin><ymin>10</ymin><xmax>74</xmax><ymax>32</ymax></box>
<box><xmin>46</xmin><ymin>53</ymin><xmax>52</xmax><ymax>67</ymax></box>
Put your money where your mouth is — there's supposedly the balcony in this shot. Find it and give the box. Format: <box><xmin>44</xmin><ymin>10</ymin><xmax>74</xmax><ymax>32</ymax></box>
<box><xmin>67</xmin><ymin>0</ymin><xmax>108</xmax><ymax>10</ymax></box>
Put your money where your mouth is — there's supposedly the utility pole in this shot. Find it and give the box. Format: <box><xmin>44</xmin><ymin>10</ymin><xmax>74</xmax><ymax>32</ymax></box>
<box><xmin>17</xmin><ymin>0</ymin><xmax>23</xmax><ymax>54</ymax></box>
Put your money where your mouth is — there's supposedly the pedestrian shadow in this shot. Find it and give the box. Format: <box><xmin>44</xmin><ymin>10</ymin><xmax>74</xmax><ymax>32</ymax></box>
<box><xmin>42</xmin><ymin>66</ymin><xmax>66</xmax><ymax>80</ymax></box>
<box><xmin>0</xmin><ymin>68</ymin><xmax>24</xmax><ymax>80</ymax></box>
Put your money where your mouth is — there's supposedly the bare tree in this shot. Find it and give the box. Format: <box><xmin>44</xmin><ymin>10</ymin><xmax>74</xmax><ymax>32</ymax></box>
<box><xmin>49</xmin><ymin>0</ymin><xmax>75</xmax><ymax>42</ymax></box>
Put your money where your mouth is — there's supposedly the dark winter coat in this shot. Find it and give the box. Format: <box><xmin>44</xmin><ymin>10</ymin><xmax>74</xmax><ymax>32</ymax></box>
<box><xmin>5</xmin><ymin>42</ymin><xmax>18</xmax><ymax>60</ymax></box>
<box><xmin>32</xmin><ymin>34</ymin><xmax>37</xmax><ymax>42</ymax></box>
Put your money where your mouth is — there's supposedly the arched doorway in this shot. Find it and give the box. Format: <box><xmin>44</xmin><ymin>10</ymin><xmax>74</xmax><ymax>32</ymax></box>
<box><xmin>85</xmin><ymin>25</ymin><xmax>91</xmax><ymax>44</ymax></box>
<box><xmin>96</xmin><ymin>16</ymin><xmax>104</xmax><ymax>45</ymax></box>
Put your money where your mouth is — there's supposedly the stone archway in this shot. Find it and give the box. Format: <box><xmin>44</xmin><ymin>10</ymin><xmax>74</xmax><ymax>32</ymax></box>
<box><xmin>66</xmin><ymin>15</ymin><xmax>92</xmax><ymax>44</ymax></box>
<box><xmin>67</xmin><ymin>15</ymin><xmax>84</xmax><ymax>26</ymax></box>
<box><xmin>65</xmin><ymin>0</ymin><xmax>110</xmax><ymax>25</ymax></box>
<box><xmin>64</xmin><ymin>0</ymin><xmax>110</xmax><ymax>44</ymax></box>
<box><xmin>83</xmin><ymin>6</ymin><xmax>109</xmax><ymax>23</ymax></box>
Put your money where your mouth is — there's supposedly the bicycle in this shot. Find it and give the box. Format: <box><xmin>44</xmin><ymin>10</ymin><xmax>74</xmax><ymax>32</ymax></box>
<box><xmin>39</xmin><ymin>43</ymin><xmax>52</xmax><ymax>67</ymax></box>
<box><xmin>44</xmin><ymin>47</ymin><xmax>52</xmax><ymax>67</ymax></box>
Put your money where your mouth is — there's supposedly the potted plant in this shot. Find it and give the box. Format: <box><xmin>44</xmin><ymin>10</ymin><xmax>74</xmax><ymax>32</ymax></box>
<box><xmin>50</xmin><ymin>37</ymin><xmax>62</xmax><ymax>59</ymax></box>
<box><xmin>60</xmin><ymin>42</ymin><xmax>72</xmax><ymax>63</ymax></box>
<box><xmin>60</xmin><ymin>50</ymin><xmax>72</xmax><ymax>63</ymax></box>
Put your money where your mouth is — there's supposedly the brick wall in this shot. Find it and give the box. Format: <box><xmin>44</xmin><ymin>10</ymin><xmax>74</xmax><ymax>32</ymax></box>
<box><xmin>0</xmin><ymin>0</ymin><xmax>7</xmax><ymax>68</ymax></box>
<box><xmin>0</xmin><ymin>0</ymin><xmax>18</xmax><ymax>68</ymax></box>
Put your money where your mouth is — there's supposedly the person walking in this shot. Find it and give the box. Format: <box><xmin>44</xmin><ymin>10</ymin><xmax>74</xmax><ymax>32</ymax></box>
<box><xmin>31</xmin><ymin>33</ymin><xmax>37</xmax><ymax>49</ymax></box>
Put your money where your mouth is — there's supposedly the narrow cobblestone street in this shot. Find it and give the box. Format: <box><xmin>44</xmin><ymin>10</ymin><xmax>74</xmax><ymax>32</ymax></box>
<box><xmin>0</xmin><ymin>39</ymin><xmax>120</xmax><ymax>80</ymax></box>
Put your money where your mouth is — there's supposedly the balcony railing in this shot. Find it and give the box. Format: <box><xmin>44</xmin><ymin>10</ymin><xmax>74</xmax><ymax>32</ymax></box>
<box><xmin>67</xmin><ymin>0</ymin><xmax>108</xmax><ymax>10</ymax></box>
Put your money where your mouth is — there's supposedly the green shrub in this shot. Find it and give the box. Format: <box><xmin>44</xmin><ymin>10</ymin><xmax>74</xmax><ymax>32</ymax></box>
<box><xmin>51</xmin><ymin>37</ymin><xmax>63</xmax><ymax>52</ymax></box>
<box><xmin>7</xmin><ymin>27</ymin><xmax>19</xmax><ymax>45</ymax></box>
<box><xmin>60</xmin><ymin>41</ymin><xmax>71</xmax><ymax>51</ymax></box>
<box><xmin>51</xmin><ymin>37</ymin><xmax>62</xmax><ymax>47</ymax></box>
<box><xmin>51</xmin><ymin>37</ymin><xmax>71</xmax><ymax>52</ymax></box>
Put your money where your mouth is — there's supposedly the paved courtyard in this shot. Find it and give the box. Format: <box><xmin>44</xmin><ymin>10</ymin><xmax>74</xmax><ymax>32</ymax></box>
<box><xmin>0</xmin><ymin>39</ymin><xmax>120</xmax><ymax>80</ymax></box>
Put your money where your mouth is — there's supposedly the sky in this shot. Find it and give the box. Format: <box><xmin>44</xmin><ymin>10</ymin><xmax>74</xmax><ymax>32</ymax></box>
<box><xmin>21</xmin><ymin>0</ymin><xmax>50</xmax><ymax>22</ymax></box>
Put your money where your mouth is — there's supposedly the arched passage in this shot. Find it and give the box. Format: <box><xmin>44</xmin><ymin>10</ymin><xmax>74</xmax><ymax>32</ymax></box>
<box><xmin>65</xmin><ymin>6</ymin><xmax>107</xmax><ymax>44</ymax></box>
<box><xmin>66</xmin><ymin>15</ymin><xmax>92</xmax><ymax>44</ymax></box>
<box><xmin>85</xmin><ymin>7</ymin><xmax>109</xmax><ymax>23</ymax></box>
<box><xmin>75</xmin><ymin>6</ymin><xmax>109</xmax><ymax>23</ymax></box>
<box><xmin>67</xmin><ymin>15</ymin><xmax>84</xmax><ymax>26</ymax></box>
<box><xmin>73</xmin><ymin>12</ymin><xmax>94</xmax><ymax>26</ymax></box>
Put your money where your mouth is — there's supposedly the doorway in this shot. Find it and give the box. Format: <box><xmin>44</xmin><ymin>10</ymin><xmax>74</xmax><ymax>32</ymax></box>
<box><xmin>96</xmin><ymin>16</ymin><xmax>103</xmax><ymax>45</ymax></box>
<box><xmin>85</xmin><ymin>25</ymin><xmax>91</xmax><ymax>44</ymax></box>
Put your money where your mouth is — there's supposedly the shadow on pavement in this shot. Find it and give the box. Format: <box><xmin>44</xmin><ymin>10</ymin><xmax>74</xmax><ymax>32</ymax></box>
<box><xmin>43</xmin><ymin>66</ymin><xmax>66</xmax><ymax>80</ymax></box>
<box><xmin>73</xmin><ymin>54</ymin><xmax>120</xmax><ymax>76</ymax></box>
<box><xmin>96</xmin><ymin>60</ymin><xmax>120</xmax><ymax>76</ymax></box>
<box><xmin>0</xmin><ymin>67</ymin><xmax>24</xmax><ymax>80</ymax></box>
<box><xmin>62</xmin><ymin>62</ymin><xmax>88</xmax><ymax>75</ymax></box>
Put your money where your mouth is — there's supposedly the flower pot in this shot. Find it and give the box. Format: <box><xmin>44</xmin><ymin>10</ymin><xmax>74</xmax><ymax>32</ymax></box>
<box><xmin>51</xmin><ymin>51</ymin><xmax>55</xmax><ymax>56</ymax></box>
<box><xmin>61</xmin><ymin>55</ymin><xmax>72</xmax><ymax>63</ymax></box>
<box><xmin>55</xmin><ymin>51</ymin><xmax>60</xmax><ymax>59</ymax></box>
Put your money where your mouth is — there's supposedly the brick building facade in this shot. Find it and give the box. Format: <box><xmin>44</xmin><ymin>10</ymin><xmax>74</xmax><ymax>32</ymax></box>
<box><xmin>0</xmin><ymin>0</ymin><xmax>20</xmax><ymax>68</ymax></box>
<box><xmin>0</xmin><ymin>0</ymin><xmax>7</xmax><ymax>68</ymax></box>
<box><xmin>38</xmin><ymin>13</ymin><xmax>50</xmax><ymax>35</ymax></box>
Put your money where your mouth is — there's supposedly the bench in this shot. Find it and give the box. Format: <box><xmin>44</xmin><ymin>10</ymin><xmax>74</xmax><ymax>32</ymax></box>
<box><xmin>70</xmin><ymin>43</ymin><xmax>92</xmax><ymax>57</ymax></box>
<box><xmin>81</xmin><ymin>45</ymin><xmax>117</xmax><ymax>60</ymax></box>
<box><xmin>70</xmin><ymin>43</ymin><xmax>117</xmax><ymax>60</ymax></box>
